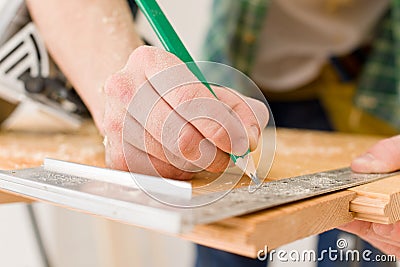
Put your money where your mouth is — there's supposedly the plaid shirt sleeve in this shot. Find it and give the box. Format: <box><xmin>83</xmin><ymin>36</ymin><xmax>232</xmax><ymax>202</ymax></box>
<box><xmin>203</xmin><ymin>0</ymin><xmax>400</xmax><ymax>130</ymax></box>
<box><xmin>202</xmin><ymin>0</ymin><xmax>269</xmax><ymax>75</ymax></box>
<box><xmin>355</xmin><ymin>1</ymin><xmax>400</xmax><ymax>130</ymax></box>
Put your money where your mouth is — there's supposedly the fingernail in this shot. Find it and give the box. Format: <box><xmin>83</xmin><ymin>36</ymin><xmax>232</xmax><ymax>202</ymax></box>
<box><xmin>351</xmin><ymin>153</ymin><xmax>376</xmax><ymax>172</ymax></box>
<box><xmin>353</xmin><ymin>153</ymin><xmax>375</xmax><ymax>165</ymax></box>
<box><xmin>249</xmin><ymin>126</ymin><xmax>260</xmax><ymax>150</ymax></box>
<box><xmin>374</xmin><ymin>224</ymin><xmax>394</xmax><ymax>237</ymax></box>
<box><xmin>352</xmin><ymin>153</ymin><xmax>389</xmax><ymax>173</ymax></box>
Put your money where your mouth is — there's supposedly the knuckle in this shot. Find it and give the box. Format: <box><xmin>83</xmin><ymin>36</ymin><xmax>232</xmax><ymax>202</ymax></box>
<box><xmin>177</xmin><ymin>126</ymin><xmax>200</xmax><ymax>159</ymax></box>
<box><xmin>209</xmin><ymin>123</ymin><xmax>230</xmax><ymax>148</ymax></box>
<box><xmin>151</xmin><ymin>46</ymin><xmax>181</xmax><ymax>68</ymax></box>
<box><xmin>208</xmin><ymin>118</ymin><xmax>247</xmax><ymax>154</ymax></box>
<box><xmin>104</xmin><ymin>73</ymin><xmax>136</xmax><ymax>102</ymax></box>
<box><xmin>127</xmin><ymin>45</ymin><xmax>156</xmax><ymax>65</ymax></box>
<box><xmin>174</xmin><ymin>86</ymin><xmax>199</xmax><ymax>106</ymax></box>
<box><xmin>171</xmin><ymin>81</ymin><xmax>210</xmax><ymax>106</ymax></box>
<box><xmin>105</xmin><ymin>46</ymin><xmax>158</xmax><ymax>100</ymax></box>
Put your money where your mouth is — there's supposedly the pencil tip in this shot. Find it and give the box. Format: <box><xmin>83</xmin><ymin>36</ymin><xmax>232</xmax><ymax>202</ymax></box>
<box><xmin>250</xmin><ymin>173</ymin><xmax>261</xmax><ymax>186</ymax></box>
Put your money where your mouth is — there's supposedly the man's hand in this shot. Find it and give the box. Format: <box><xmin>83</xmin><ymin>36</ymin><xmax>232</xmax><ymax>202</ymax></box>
<box><xmin>339</xmin><ymin>135</ymin><xmax>400</xmax><ymax>257</ymax></box>
<box><xmin>27</xmin><ymin>1</ymin><xmax>268</xmax><ymax>180</ymax></box>
<box><xmin>103</xmin><ymin>46</ymin><xmax>269</xmax><ymax>180</ymax></box>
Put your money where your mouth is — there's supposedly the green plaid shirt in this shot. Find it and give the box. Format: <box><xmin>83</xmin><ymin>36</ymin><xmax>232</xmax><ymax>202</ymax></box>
<box><xmin>203</xmin><ymin>0</ymin><xmax>400</xmax><ymax>130</ymax></box>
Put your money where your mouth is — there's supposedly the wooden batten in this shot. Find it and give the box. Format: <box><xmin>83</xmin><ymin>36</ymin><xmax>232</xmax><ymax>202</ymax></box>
<box><xmin>0</xmin><ymin>124</ymin><xmax>400</xmax><ymax>258</ymax></box>
<box><xmin>349</xmin><ymin>174</ymin><xmax>400</xmax><ymax>224</ymax></box>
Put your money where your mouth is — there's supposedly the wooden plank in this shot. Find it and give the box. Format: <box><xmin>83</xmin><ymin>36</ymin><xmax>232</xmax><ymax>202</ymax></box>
<box><xmin>0</xmin><ymin>121</ymin><xmax>105</xmax><ymax>170</ymax></box>
<box><xmin>0</xmin><ymin>123</ymin><xmax>399</xmax><ymax>258</ymax></box>
<box><xmin>349</xmin><ymin>174</ymin><xmax>400</xmax><ymax>224</ymax></box>
<box><xmin>0</xmin><ymin>190</ymin><xmax>33</xmax><ymax>204</ymax></box>
<box><xmin>183</xmin><ymin>129</ymin><xmax>392</xmax><ymax>256</ymax></box>
<box><xmin>181</xmin><ymin>191</ymin><xmax>356</xmax><ymax>257</ymax></box>
<box><xmin>0</xmin><ymin>121</ymin><xmax>104</xmax><ymax>203</ymax></box>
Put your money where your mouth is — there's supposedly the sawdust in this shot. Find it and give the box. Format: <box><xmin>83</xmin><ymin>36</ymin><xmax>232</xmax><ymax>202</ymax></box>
<box><xmin>0</xmin><ymin>122</ymin><xmax>105</xmax><ymax>170</ymax></box>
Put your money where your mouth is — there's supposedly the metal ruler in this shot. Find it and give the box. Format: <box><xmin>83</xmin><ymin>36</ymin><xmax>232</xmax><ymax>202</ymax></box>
<box><xmin>0</xmin><ymin>161</ymin><xmax>398</xmax><ymax>234</ymax></box>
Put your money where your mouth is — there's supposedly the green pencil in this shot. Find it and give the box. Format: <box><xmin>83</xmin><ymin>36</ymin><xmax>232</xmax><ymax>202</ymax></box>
<box><xmin>134</xmin><ymin>0</ymin><xmax>260</xmax><ymax>185</ymax></box>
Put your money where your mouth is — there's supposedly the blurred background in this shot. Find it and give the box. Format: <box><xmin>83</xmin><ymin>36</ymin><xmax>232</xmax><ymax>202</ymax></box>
<box><xmin>0</xmin><ymin>0</ymin><xmax>395</xmax><ymax>267</ymax></box>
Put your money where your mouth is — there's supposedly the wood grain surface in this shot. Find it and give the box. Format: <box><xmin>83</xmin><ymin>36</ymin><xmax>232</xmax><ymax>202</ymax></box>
<box><xmin>0</xmin><ymin>121</ymin><xmax>104</xmax><ymax>203</ymax></box>
<box><xmin>0</xmin><ymin>122</ymin><xmax>398</xmax><ymax>257</ymax></box>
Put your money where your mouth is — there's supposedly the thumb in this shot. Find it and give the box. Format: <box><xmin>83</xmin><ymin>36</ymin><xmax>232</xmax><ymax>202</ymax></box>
<box><xmin>351</xmin><ymin>135</ymin><xmax>400</xmax><ymax>173</ymax></box>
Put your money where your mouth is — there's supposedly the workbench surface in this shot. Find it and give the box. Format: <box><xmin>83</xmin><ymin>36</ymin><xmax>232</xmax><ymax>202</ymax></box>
<box><xmin>0</xmin><ymin>122</ymin><xmax>398</xmax><ymax>258</ymax></box>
